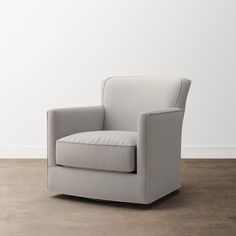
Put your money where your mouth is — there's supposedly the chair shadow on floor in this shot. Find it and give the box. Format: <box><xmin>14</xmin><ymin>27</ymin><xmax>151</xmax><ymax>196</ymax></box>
<box><xmin>51</xmin><ymin>189</ymin><xmax>182</xmax><ymax>211</ymax></box>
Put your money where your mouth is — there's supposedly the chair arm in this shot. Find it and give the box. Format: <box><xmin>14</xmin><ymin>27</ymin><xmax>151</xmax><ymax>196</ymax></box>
<box><xmin>137</xmin><ymin>107</ymin><xmax>184</xmax><ymax>177</ymax></box>
<box><xmin>47</xmin><ymin>106</ymin><xmax>104</xmax><ymax>166</ymax></box>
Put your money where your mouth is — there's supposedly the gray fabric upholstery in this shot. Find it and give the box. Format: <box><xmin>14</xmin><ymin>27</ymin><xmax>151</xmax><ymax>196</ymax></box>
<box><xmin>57</xmin><ymin>131</ymin><xmax>136</xmax><ymax>146</ymax></box>
<box><xmin>137</xmin><ymin>108</ymin><xmax>184</xmax><ymax>202</ymax></box>
<box><xmin>48</xmin><ymin>166</ymin><xmax>147</xmax><ymax>204</ymax></box>
<box><xmin>56</xmin><ymin>131</ymin><xmax>136</xmax><ymax>172</ymax></box>
<box><xmin>47</xmin><ymin>106</ymin><xmax>104</xmax><ymax>167</ymax></box>
<box><xmin>47</xmin><ymin>77</ymin><xmax>191</xmax><ymax>204</ymax></box>
<box><xmin>175</xmin><ymin>79</ymin><xmax>192</xmax><ymax>109</ymax></box>
<box><xmin>102</xmin><ymin>77</ymin><xmax>182</xmax><ymax>131</ymax></box>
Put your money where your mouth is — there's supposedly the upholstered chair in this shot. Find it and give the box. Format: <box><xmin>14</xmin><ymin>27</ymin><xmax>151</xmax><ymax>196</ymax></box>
<box><xmin>47</xmin><ymin>77</ymin><xmax>191</xmax><ymax>204</ymax></box>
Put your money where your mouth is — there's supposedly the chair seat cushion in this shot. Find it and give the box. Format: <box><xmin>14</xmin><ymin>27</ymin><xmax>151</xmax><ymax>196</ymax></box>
<box><xmin>56</xmin><ymin>131</ymin><xmax>137</xmax><ymax>172</ymax></box>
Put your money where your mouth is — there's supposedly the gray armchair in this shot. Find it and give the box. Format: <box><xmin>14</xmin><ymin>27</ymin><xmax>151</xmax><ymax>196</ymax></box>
<box><xmin>47</xmin><ymin>77</ymin><xmax>191</xmax><ymax>204</ymax></box>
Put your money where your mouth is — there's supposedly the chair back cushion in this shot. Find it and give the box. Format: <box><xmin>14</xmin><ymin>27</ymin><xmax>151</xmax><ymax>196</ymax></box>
<box><xmin>102</xmin><ymin>76</ymin><xmax>191</xmax><ymax>131</ymax></box>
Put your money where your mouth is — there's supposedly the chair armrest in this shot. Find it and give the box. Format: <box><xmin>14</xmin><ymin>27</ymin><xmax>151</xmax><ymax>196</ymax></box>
<box><xmin>137</xmin><ymin>107</ymin><xmax>184</xmax><ymax>177</ymax></box>
<box><xmin>47</xmin><ymin>106</ymin><xmax>104</xmax><ymax>166</ymax></box>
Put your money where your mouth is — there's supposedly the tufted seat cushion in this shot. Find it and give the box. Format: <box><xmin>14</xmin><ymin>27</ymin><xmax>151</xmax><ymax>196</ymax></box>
<box><xmin>56</xmin><ymin>131</ymin><xmax>137</xmax><ymax>172</ymax></box>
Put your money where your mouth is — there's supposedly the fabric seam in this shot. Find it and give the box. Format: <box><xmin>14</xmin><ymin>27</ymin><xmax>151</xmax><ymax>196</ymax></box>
<box><xmin>57</xmin><ymin>140</ymin><xmax>136</xmax><ymax>148</ymax></box>
<box><xmin>101</xmin><ymin>77</ymin><xmax>113</xmax><ymax>105</ymax></box>
<box><xmin>101</xmin><ymin>77</ymin><xmax>113</xmax><ymax>130</ymax></box>
<box><xmin>147</xmin><ymin>109</ymin><xmax>182</xmax><ymax>116</ymax></box>
<box><xmin>145</xmin><ymin>114</ymin><xmax>148</xmax><ymax>202</ymax></box>
<box><xmin>174</xmin><ymin>78</ymin><xmax>183</xmax><ymax>108</ymax></box>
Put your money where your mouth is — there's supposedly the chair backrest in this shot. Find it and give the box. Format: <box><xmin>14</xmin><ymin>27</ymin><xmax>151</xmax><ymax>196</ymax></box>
<box><xmin>102</xmin><ymin>76</ymin><xmax>191</xmax><ymax>131</ymax></box>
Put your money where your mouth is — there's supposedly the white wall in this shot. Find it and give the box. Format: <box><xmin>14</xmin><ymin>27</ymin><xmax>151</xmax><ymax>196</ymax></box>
<box><xmin>0</xmin><ymin>0</ymin><xmax>236</xmax><ymax>158</ymax></box>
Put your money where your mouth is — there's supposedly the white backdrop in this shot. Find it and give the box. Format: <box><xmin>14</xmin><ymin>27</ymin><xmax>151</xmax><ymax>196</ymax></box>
<box><xmin>0</xmin><ymin>0</ymin><xmax>235</xmax><ymax>157</ymax></box>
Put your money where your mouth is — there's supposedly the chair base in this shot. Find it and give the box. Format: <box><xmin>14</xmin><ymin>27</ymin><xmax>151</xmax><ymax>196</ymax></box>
<box><xmin>48</xmin><ymin>166</ymin><xmax>181</xmax><ymax>204</ymax></box>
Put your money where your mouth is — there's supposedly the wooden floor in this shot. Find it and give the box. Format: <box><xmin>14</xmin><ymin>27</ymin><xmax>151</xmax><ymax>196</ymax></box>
<box><xmin>0</xmin><ymin>160</ymin><xmax>235</xmax><ymax>236</ymax></box>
